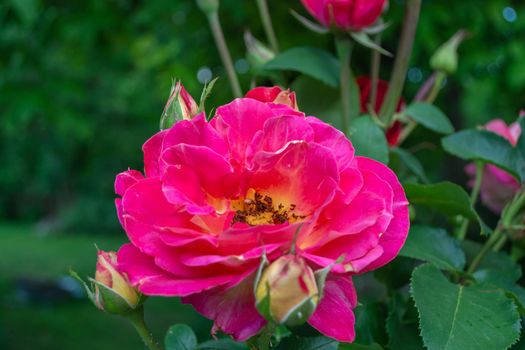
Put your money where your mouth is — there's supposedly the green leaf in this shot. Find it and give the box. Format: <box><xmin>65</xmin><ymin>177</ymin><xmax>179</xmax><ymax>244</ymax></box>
<box><xmin>405</xmin><ymin>102</ymin><xmax>454</xmax><ymax>134</ymax></box>
<box><xmin>196</xmin><ymin>339</ymin><xmax>248</xmax><ymax>350</ymax></box>
<box><xmin>514</xmin><ymin>117</ymin><xmax>525</xmax><ymax>180</ymax></box>
<box><xmin>263</xmin><ymin>47</ymin><xmax>339</xmax><ymax>87</ymax></box>
<box><xmin>411</xmin><ymin>264</ymin><xmax>521</xmax><ymax>350</ymax></box>
<box><xmin>165</xmin><ymin>324</ymin><xmax>197</xmax><ymax>350</ymax></box>
<box><xmin>442</xmin><ymin>129</ymin><xmax>524</xmax><ymax>182</ymax></box>
<box><xmin>349</xmin><ymin>116</ymin><xmax>389</xmax><ymax>164</ymax></box>
<box><xmin>390</xmin><ymin>148</ymin><xmax>429</xmax><ymax>183</ymax></box>
<box><xmin>404</xmin><ymin>182</ymin><xmax>490</xmax><ymax>235</ymax></box>
<box><xmin>400</xmin><ymin>226</ymin><xmax>465</xmax><ymax>271</ymax></box>
<box><xmin>354</xmin><ymin>303</ymin><xmax>388</xmax><ymax>346</ymax></box>
<box><xmin>474</xmin><ymin>269</ymin><xmax>525</xmax><ymax>315</ymax></box>
<box><xmin>276</xmin><ymin>336</ymin><xmax>338</xmax><ymax>350</ymax></box>
<box><xmin>386</xmin><ymin>293</ymin><xmax>424</xmax><ymax>350</ymax></box>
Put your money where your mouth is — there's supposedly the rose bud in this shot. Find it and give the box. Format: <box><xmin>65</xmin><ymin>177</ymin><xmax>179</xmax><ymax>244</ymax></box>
<box><xmin>245</xmin><ymin>86</ymin><xmax>299</xmax><ymax>111</ymax></box>
<box><xmin>160</xmin><ymin>81</ymin><xmax>199</xmax><ymax>129</ymax></box>
<box><xmin>430</xmin><ymin>30</ymin><xmax>467</xmax><ymax>75</ymax></box>
<box><xmin>300</xmin><ymin>0</ymin><xmax>387</xmax><ymax>32</ymax></box>
<box><xmin>71</xmin><ymin>250</ymin><xmax>142</xmax><ymax>315</ymax></box>
<box><xmin>255</xmin><ymin>255</ymin><xmax>319</xmax><ymax>326</ymax></box>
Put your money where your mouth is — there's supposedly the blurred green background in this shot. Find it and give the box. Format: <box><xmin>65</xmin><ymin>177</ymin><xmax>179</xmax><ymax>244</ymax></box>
<box><xmin>1</xmin><ymin>0</ymin><xmax>524</xmax><ymax>349</ymax></box>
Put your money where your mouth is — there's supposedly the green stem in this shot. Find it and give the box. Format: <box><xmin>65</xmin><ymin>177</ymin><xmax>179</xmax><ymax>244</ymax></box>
<box><xmin>335</xmin><ymin>36</ymin><xmax>353</xmax><ymax>133</ymax></box>
<box><xmin>397</xmin><ymin>120</ymin><xmax>417</xmax><ymax>145</ymax></box>
<box><xmin>457</xmin><ymin>161</ymin><xmax>484</xmax><ymax>240</ymax></box>
<box><xmin>467</xmin><ymin>226</ymin><xmax>503</xmax><ymax>274</ymax></box>
<box><xmin>379</xmin><ymin>0</ymin><xmax>421</xmax><ymax>126</ymax></box>
<box><xmin>126</xmin><ymin>307</ymin><xmax>163</xmax><ymax>350</ymax></box>
<box><xmin>369</xmin><ymin>33</ymin><xmax>382</xmax><ymax>114</ymax></box>
<box><xmin>492</xmin><ymin>234</ymin><xmax>508</xmax><ymax>252</ymax></box>
<box><xmin>207</xmin><ymin>12</ymin><xmax>242</xmax><ymax>98</ymax></box>
<box><xmin>255</xmin><ymin>0</ymin><xmax>279</xmax><ymax>52</ymax></box>
<box><xmin>425</xmin><ymin>71</ymin><xmax>446</xmax><ymax>104</ymax></box>
<box><xmin>503</xmin><ymin>191</ymin><xmax>525</xmax><ymax>227</ymax></box>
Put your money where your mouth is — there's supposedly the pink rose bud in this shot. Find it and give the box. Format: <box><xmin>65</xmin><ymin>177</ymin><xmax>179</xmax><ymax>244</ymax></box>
<box><xmin>465</xmin><ymin>119</ymin><xmax>522</xmax><ymax>214</ymax></box>
<box><xmin>71</xmin><ymin>250</ymin><xmax>142</xmax><ymax>315</ymax></box>
<box><xmin>245</xmin><ymin>86</ymin><xmax>299</xmax><ymax>111</ymax></box>
<box><xmin>300</xmin><ymin>0</ymin><xmax>387</xmax><ymax>31</ymax></box>
<box><xmin>161</xmin><ymin>81</ymin><xmax>199</xmax><ymax>129</ymax></box>
<box><xmin>255</xmin><ymin>255</ymin><xmax>319</xmax><ymax>326</ymax></box>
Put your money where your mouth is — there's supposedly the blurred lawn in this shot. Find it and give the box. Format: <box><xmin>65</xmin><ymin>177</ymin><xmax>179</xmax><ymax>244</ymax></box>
<box><xmin>0</xmin><ymin>223</ymin><xmax>212</xmax><ymax>350</ymax></box>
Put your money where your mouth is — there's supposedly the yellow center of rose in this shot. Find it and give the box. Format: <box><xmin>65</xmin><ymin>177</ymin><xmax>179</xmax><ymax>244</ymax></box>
<box><xmin>231</xmin><ymin>188</ymin><xmax>305</xmax><ymax>226</ymax></box>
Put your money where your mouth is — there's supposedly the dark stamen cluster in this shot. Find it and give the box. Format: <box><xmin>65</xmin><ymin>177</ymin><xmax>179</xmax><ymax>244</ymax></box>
<box><xmin>232</xmin><ymin>191</ymin><xmax>305</xmax><ymax>226</ymax></box>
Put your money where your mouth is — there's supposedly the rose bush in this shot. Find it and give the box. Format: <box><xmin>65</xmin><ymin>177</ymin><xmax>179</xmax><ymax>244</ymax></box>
<box><xmin>114</xmin><ymin>86</ymin><xmax>409</xmax><ymax>341</ymax></box>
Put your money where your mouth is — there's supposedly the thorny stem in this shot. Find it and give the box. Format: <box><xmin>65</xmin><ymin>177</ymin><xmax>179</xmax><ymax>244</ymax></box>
<box><xmin>256</xmin><ymin>0</ymin><xmax>279</xmax><ymax>52</ymax></box>
<box><xmin>126</xmin><ymin>307</ymin><xmax>163</xmax><ymax>350</ymax></box>
<box><xmin>207</xmin><ymin>12</ymin><xmax>242</xmax><ymax>98</ymax></box>
<box><xmin>457</xmin><ymin>161</ymin><xmax>484</xmax><ymax>240</ymax></box>
<box><xmin>335</xmin><ymin>35</ymin><xmax>353</xmax><ymax>133</ymax></box>
<box><xmin>379</xmin><ymin>0</ymin><xmax>421</xmax><ymax>126</ymax></box>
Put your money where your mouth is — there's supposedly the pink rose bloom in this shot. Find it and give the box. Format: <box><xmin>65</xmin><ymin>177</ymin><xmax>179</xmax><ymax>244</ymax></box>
<box><xmin>115</xmin><ymin>86</ymin><xmax>409</xmax><ymax>342</ymax></box>
<box><xmin>301</xmin><ymin>0</ymin><xmax>387</xmax><ymax>31</ymax></box>
<box><xmin>466</xmin><ymin>119</ymin><xmax>522</xmax><ymax>214</ymax></box>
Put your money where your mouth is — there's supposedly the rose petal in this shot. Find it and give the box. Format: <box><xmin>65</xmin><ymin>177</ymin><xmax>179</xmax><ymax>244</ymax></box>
<box><xmin>308</xmin><ymin>274</ymin><xmax>357</xmax><ymax>342</ymax></box>
<box><xmin>182</xmin><ymin>275</ymin><xmax>266</xmax><ymax>341</ymax></box>
<box><xmin>356</xmin><ymin>157</ymin><xmax>409</xmax><ymax>272</ymax></box>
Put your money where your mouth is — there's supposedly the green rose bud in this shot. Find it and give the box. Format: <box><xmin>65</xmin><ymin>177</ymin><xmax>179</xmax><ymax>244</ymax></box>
<box><xmin>430</xmin><ymin>30</ymin><xmax>467</xmax><ymax>75</ymax></box>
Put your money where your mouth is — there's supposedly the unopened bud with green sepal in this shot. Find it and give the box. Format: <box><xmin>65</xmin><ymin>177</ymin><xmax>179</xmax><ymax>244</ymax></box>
<box><xmin>71</xmin><ymin>249</ymin><xmax>144</xmax><ymax>315</ymax></box>
<box><xmin>254</xmin><ymin>255</ymin><xmax>319</xmax><ymax>326</ymax></box>
<box><xmin>430</xmin><ymin>30</ymin><xmax>467</xmax><ymax>75</ymax></box>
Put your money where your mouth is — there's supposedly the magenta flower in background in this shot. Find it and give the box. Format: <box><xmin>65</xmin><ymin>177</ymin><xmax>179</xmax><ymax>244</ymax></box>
<box><xmin>466</xmin><ymin>119</ymin><xmax>522</xmax><ymax>214</ymax></box>
<box><xmin>114</xmin><ymin>87</ymin><xmax>409</xmax><ymax>342</ymax></box>
<box><xmin>300</xmin><ymin>0</ymin><xmax>387</xmax><ymax>31</ymax></box>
